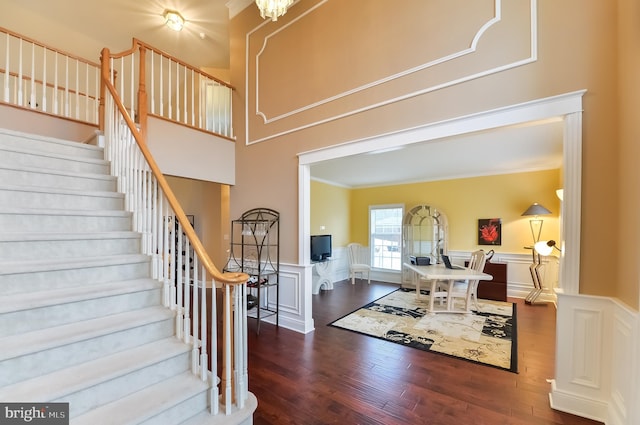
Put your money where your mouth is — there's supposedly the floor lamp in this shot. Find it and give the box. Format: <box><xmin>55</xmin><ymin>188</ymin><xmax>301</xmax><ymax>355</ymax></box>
<box><xmin>521</xmin><ymin>203</ymin><xmax>552</xmax><ymax>304</ymax></box>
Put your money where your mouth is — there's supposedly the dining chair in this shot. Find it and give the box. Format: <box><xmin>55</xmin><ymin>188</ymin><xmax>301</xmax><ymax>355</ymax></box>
<box><xmin>347</xmin><ymin>243</ymin><xmax>371</xmax><ymax>285</ymax></box>
<box><xmin>446</xmin><ymin>250</ymin><xmax>487</xmax><ymax>312</ymax></box>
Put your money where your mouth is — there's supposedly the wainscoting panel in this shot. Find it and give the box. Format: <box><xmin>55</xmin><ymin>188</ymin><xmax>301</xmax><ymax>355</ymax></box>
<box><xmin>549</xmin><ymin>292</ymin><xmax>640</xmax><ymax>424</ymax></box>
<box><xmin>261</xmin><ymin>263</ymin><xmax>315</xmax><ymax>334</ymax></box>
<box><xmin>608</xmin><ymin>303</ymin><xmax>638</xmax><ymax>425</ymax></box>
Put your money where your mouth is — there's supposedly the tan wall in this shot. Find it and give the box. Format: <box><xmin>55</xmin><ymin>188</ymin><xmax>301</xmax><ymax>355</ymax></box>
<box><xmin>616</xmin><ymin>0</ymin><xmax>640</xmax><ymax>308</ymax></box>
<box><xmin>229</xmin><ymin>1</ymin><xmax>629</xmax><ymax>304</ymax></box>
<box><xmin>0</xmin><ymin>104</ymin><xmax>98</xmax><ymax>143</ymax></box>
<box><xmin>165</xmin><ymin>176</ymin><xmax>229</xmax><ymax>270</ymax></box>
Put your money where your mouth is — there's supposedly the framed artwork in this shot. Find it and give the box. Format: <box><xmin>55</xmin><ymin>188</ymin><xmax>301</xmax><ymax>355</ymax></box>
<box><xmin>478</xmin><ymin>218</ymin><xmax>502</xmax><ymax>245</ymax></box>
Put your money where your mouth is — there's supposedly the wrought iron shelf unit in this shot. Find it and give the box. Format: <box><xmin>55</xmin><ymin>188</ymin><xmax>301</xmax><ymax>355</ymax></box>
<box><xmin>224</xmin><ymin>208</ymin><xmax>279</xmax><ymax>334</ymax></box>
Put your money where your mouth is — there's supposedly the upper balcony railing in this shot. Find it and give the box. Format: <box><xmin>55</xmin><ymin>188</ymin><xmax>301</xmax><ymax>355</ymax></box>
<box><xmin>103</xmin><ymin>38</ymin><xmax>234</xmax><ymax>140</ymax></box>
<box><xmin>0</xmin><ymin>26</ymin><xmax>100</xmax><ymax>124</ymax></box>
<box><xmin>0</xmin><ymin>27</ymin><xmax>234</xmax><ymax>141</ymax></box>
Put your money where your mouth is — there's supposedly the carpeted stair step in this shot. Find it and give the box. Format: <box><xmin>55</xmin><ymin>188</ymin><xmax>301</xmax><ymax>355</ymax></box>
<box><xmin>0</xmin><ymin>145</ymin><xmax>110</xmax><ymax>174</ymax></box>
<box><xmin>71</xmin><ymin>372</ymin><xmax>210</xmax><ymax>425</ymax></box>
<box><xmin>0</xmin><ymin>128</ymin><xmax>104</xmax><ymax>160</ymax></box>
<box><xmin>0</xmin><ymin>306</ymin><xmax>175</xmax><ymax>387</ymax></box>
<box><xmin>0</xmin><ymin>231</ymin><xmax>142</xmax><ymax>261</ymax></box>
<box><xmin>0</xmin><ymin>163</ymin><xmax>117</xmax><ymax>192</ymax></box>
<box><xmin>0</xmin><ymin>337</ymin><xmax>192</xmax><ymax>418</ymax></box>
<box><xmin>0</xmin><ymin>278</ymin><xmax>162</xmax><ymax>337</ymax></box>
<box><xmin>0</xmin><ymin>184</ymin><xmax>124</xmax><ymax>211</ymax></box>
<box><xmin>0</xmin><ymin>207</ymin><xmax>133</xmax><ymax>233</ymax></box>
<box><xmin>0</xmin><ymin>254</ymin><xmax>151</xmax><ymax>295</ymax></box>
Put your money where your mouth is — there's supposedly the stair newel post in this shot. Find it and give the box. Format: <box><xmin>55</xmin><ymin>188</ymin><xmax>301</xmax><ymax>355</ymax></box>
<box><xmin>234</xmin><ymin>281</ymin><xmax>247</xmax><ymax>407</ymax></box>
<box><xmin>222</xmin><ymin>282</ymin><xmax>232</xmax><ymax>414</ymax></box>
<box><xmin>137</xmin><ymin>43</ymin><xmax>148</xmax><ymax>142</ymax></box>
<box><xmin>99</xmin><ymin>48</ymin><xmax>109</xmax><ymax>135</ymax></box>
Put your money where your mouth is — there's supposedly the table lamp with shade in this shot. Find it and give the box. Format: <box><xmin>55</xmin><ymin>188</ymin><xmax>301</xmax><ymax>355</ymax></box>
<box><xmin>521</xmin><ymin>203</ymin><xmax>552</xmax><ymax>244</ymax></box>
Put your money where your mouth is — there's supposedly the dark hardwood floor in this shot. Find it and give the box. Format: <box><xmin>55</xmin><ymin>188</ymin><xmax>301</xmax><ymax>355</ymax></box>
<box><xmin>247</xmin><ymin>280</ymin><xmax>603</xmax><ymax>425</ymax></box>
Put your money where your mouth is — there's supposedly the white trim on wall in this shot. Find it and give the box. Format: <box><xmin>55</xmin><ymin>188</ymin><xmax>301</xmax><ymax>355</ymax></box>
<box><xmin>299</xmin><ymin>90</ymin><xmax>584</xmax><ymax>298</ymax></box>
<box><xmin>247</xmin><ymin>0</ymin><xmax>539</xmax><ymax>145</ymax></box>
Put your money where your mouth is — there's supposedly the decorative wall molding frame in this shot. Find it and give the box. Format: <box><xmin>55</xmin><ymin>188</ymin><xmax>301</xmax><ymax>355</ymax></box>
<box><xmin>259</xmin><ymin>264</ymin><xmax>315</xmax><ymax>334</ymax></box>
<box><xmin>550</xmin><ymin>293</ymin><xmax>639</xmax><ymax>425</ymax></box>
<box><xmin>246</xmin><ymin>0</ymin><xmax>538</xmax><ymax>145</ymax></box>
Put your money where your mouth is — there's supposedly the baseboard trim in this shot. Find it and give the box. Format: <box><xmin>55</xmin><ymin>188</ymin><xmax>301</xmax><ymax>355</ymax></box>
<box><xmin>548</xmin><ymin>379</ymin><xmax>608</xmax><ymax>423</ymax></box>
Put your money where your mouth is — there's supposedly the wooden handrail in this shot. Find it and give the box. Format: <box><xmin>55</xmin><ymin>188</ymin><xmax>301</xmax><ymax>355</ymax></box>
<box><xmin>101</xmin><ymin>72</ymin><xmax>247</xmax><ymax>286</ymax></box>
<box><xmin>0</xmin><ymin>26</ymin><xmax>100</xmax><ymax>68</ymax></box>
<box><xmin>108</xmin><ymin>38</ymin><xmax>235</xmax><ymax>90</ymax></box>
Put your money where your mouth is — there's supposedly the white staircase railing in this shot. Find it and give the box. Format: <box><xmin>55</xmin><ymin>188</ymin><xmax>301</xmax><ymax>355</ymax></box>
<box><xmin>0</xmin><ymin>26</ymin><xmax>100</xmax><ymax>124</ymax></box>
<box><xmin>101</xmin><ymin>39</ymin><xmax>234</xmax><ymax>140</ymax></box>
<box><xmin>102</xmin><ymin>77</ymin><xmax>249</xmax><ymax>415</ymax></box>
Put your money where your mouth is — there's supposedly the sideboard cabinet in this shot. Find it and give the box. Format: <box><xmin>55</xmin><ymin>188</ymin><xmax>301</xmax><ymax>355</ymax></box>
<box><xmin>477</xmin><ymin>261</ymin><xmax>507</xmax><ymax>302</ymax></box>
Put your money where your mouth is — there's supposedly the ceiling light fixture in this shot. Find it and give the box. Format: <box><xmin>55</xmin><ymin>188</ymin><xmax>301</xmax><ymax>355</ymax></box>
<box><xmin>255</xmin><ymin>0</ymin><xmax>294</xmax><ymax>21</ymax></box>
<box><xmin>164</xmin><ymin>9</ymin><xmax>185</xmax><ymax>31</ymax></box>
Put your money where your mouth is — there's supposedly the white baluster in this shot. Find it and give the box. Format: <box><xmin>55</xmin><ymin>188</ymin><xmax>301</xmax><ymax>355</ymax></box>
<box><xmin>17</xmin><ymin>38</ymin><xmax>23</xmax><ymax>106</ymax></box>
<box><xmin>3</xmin><ymin>34</ymin><xmax>9</xmax><ymax>103</ymax></box>
<box><xmin>64</xmin><ymin>56</ymin><xmax>69</xmax><ymax>116</ymax></box>
<box><xmin>208</xmin><ymin>276</ymin><xmax>217</xmax><ymax>414</ymax></box>
<box><xmin>183</xmin><ymin>237</ymin><xmax>191</xmax><ymax>343</ymax></box>
<box><xmin>191</xmin><ymin>259</ymin><xmax>200</xmax><ymax>375</ymax></box>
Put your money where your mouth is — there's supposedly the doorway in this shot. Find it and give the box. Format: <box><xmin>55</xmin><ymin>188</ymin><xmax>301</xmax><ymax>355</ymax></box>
<box><xmin>299</xmin><ymin>90</ymin><xmax>585</xmax><ymax>330</ymax></box>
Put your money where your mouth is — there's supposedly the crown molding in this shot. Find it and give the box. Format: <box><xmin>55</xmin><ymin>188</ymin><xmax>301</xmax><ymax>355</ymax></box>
<box><xmin>226</xmin><ymin>0</ymin><xmax>254</xmax><ymax>19</ymax></box>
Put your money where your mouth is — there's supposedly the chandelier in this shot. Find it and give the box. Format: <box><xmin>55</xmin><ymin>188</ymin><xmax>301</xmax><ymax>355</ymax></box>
<box><xmin>255</xmin><ymin>0</ymin><xmax>294</xmax><ymax>21</ymax></box>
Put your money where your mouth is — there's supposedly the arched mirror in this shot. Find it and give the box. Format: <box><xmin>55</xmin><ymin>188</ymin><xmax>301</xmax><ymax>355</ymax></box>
<box><xmin>402</xmin><ymin>205</ymin><xmax>448</xmax><ymax>286</ymax></box>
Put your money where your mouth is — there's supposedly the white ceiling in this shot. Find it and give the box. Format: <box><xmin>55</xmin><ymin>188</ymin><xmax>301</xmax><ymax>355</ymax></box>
<box><xmin>5</xmin><ymin>1</ymin><xmax>564</xmax><ymax>186</ymax></box>
<box><xmin>310</xmin><ymin>119</ymin><xmax>565</xmax><ymax>188</ymax></box>
<box><xmin>7</xmin><ymin>0</ymin><xmax>233</xmax><ymax>69</ymax></box>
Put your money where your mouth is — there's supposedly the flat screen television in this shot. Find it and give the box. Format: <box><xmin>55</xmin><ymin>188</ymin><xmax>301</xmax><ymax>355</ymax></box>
<box><xmin>310</xmin><ymin>234</ymin><xmax>332</xmax><ymax>262</ymax></box>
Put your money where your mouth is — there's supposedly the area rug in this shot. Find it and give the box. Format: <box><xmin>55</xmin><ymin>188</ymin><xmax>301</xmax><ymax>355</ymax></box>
<box><xmin>329</xmin><ymin>288</ymin><xmax>518</xmax><ymax>373</ymax></box>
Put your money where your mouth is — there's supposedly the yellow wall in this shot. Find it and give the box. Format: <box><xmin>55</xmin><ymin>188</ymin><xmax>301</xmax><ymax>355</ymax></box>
<box><xmin>352</xmin><ymin>170</ymin><xmax>560</xmax><ymax>253</ymax></box>
<box><xmin>313</xmin><ymin>170</ymin><xmax>561</xmax><ymax>253</ymax></box>
<box><xmin>310</xmin><ymin>180</ymin><xmax>350</xmax><ymax>247</ymax></box>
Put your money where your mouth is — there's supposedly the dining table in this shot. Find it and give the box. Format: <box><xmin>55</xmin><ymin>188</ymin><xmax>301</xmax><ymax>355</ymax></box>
<box><xmin>403</xmin><ymin>262</ymin><xmax>493</xmax><ymax>314</ymax></box>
